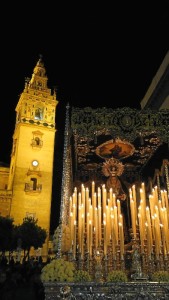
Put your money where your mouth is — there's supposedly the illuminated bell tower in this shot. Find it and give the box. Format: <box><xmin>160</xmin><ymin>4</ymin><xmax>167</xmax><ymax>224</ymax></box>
<box><xmin>8</xmin><ymin>56</ymin><xmax>58</xmax><ymax>258</ymax></box>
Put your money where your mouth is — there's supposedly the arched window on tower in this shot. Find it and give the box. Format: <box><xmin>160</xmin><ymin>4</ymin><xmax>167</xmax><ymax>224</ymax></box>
<box><xmin>35</xmin><ymin>108</ymin><xmax>43</xmax><ymax>120</ymax></box>
<box><xmin>31</xmin><ymin>130</ymin><xmax>43</xmax><ymax>148</ymax></box>
<box><xmin>35</xmin><ymin>137</ymin><xmax>40</xmax><ymax>146</ymax></box>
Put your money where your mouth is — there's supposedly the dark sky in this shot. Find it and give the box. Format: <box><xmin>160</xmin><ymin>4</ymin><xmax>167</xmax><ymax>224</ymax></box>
<box><xmin>1</xmin><ymin>3</ymin><xmax>169</xmax><ymax>164</ymax></box>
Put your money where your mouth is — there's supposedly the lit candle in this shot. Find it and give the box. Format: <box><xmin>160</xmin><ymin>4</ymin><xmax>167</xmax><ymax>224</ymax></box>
<box><xmin>95</xmin><ymin>207</ymin><xmax>98</xmax><ymax>249</ymax></box>
<box><xmin>160</xmin><ymin>223</ymin><xmax>167</xmax><ymax>256</ymax></box>
<box><xmin>153</xmin><ymin>186</ymin><xmax>159</xmax><ymax>207</ymax></box>
<box><xmin>117</xmin><ymin>200</ymin><xmax>121</xmax><ymax>222</ymax></box>
<box><xmin>154</xmin><ymin>206</ymin><xmax>161</xmax><ymax>256</ymax></box>
<box><xmin>102</xmin><ymin>184</ymin><xmax>106</xmax><ymax>215</ymax></box>
<box><xmin>109</xmin><ymin>188</ymin><xmax>113</xmax><ymax>207</ymax></box>
<box><xmin>98</xmin><ymin>204</ymin><xmax>101</xmax><ymax>244</ymax></box>
<box><xmin>111</xmin><ymin>213</ymin><xmax>116</xmax><ymax>255</ymax></box>
<box><xmin>86</xmin><ymin>212</ymin><xmax>89</xmax><ymax>251</ymax></box>
<box><xmin>139</xmin><ymin>199</ymin><xmax>145</xmax><ymax>241</ymax></box>
<box><xmin>74</xmin><ymin>187</ymin><xmax>77</xmax><ymax>205</ymax></box>
<box><xmin>130</xmin><ymin>198</ymin><xmax>136</xmax><ymax>239</ymax></box>
<box><xmin>106</xmin><ymin>205</ymin><xmax>110</xmax><ymax>246</ymax></box>
<box><xmin>73</xmin><ymin>220</ymin><xmax>77</xmax><ymax>259</ymax></box>
<box><xmin>89</xmin><ymin>204</ymin><xmax>93</xmax><ymax>229</ymax></box>
<box><xmin>89</xmin><ymin>220</ymin><xmax>92</xmax><ymax>257</ymax></box>
<box><xmin>85</xmin><ymin>187</ymin><xmax>89</xmax><ymax>214</ymax></box>
<box><xmin>93</xmin><ymin>192</ymin><xmax>97</xmax><ymax>227</ymax></box>
<box><xmin>69</xmin><ymin>196</ymin><xmax>72</xmax><ymax>219</ymax></box>
<box><xmin>108</xmin><ymin>198</ymin><xmax>111</xmax><ymax>210</ymax></box>
<box><xmin>161</xmin><ymin>190</ymin><xmax>166</xmax><ymax>208</ymax></box>
<box><xmin>154</xmin><ymin>214</ymin><xmax>160</xmax><ymax>256</ymax></box>
<box><xmin>146</xmin><ymin>206</ymin><xmax>153</xmax><ymax>253</ymax></box>
<box><xmin>112</xmin><ymin>193</ymin><xmax>116</xmax><ymax>207</ymax></box>
<box><xmin>145</xmin><ymin>222</ymin><xmax>151</xmax><ymax>256</ymax></box>
<box><xmin>78</xmin><ymin>192</ymin><xmax>81</xmax><ymax>208</ymax></box>
<box><xmin>149</xmin><ymin>194</ymin><xmax>155</xmax><ymax>218</ymax></box>
<box><xmin>151</xmin><ymin>215</ymin><xmax>155</xmax><ymax>242</ymax></box>
<box><xmin>92</xmin><ymin>181</ymin><xmax>95</xmax><ymax>204</ymax></box>
<box><xmin>103</xmin><ymin>220</ymin><xmax>107</xmax><ymax>256</ymax></box>
<box><xmin>132</xmin><ymin>185</ymin><xmax>138</xmax><ymax>225</ymax></box>
<box><xmin>140</xmin><ymin>188</ymin><xmax>146</xmax><ymax>235</ymax></box>
<box><xmin>70</xmin><ymin>212</ymin><xmax>73</xmax><ymax>243</ymax></box>
<box><xmin>73</xmin><ymin>203</ymin><xmax>76</xmax><ymax>228</ymax></box>
<box><xmin>158</xmin><ymin>200</ymin><xmax>162</xmax><ymax>220</ymax></box>
<box><xmin>73</xmin><ymin>188</ymin><xmax>77</xmax><ymax>223</ymax></box>
<box><xmin>78</xmin><ymin>205</ymin><xmax>81</xmax><ymax>252</ymax></box>
<box><xmin>81</xmin><ymin>213</ymin><xmax>84</xmax><ymax>258</ymax></box>
<box><xmin>114</xmin><ymin>205</ymin><xmax>118</xmax><ymax>244</ymax></box>
<box><xmin>82</xmin><ymin>185</ymin><xmax>85</xmax><ymax>221</ymax></box>
<box><xmin>119</xmin><ymin>214</ymin><xmax>124</xmax><ymax>257</ymax></box>
<box><xmin>138</xmin><ymin>209</ymin><xmax>144</xmax><ymax>253</ymax></box>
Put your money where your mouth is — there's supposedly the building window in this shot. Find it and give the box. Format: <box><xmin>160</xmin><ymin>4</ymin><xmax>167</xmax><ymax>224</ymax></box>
<box><xmin>31</xmin><ymin>131</ymin><xmax>43</xmax><ymax>148</ymax></box>
<box><xmin>35</xmin><ymin>108</ymin><xmax>43</xmax><ymax>120</ymax></box>
<box><xmin>31</xmin><ymin>178</ymin><xmax>37</xmax><ymax>190</ymax></box>
<box><xmin>25</xmin><ymin>177</ymin><xmax>42</xmax><ymax>194</ymax></box>
<box><xmin>31</xmin><ymin>137</ymin><xmax>43</xmax><ymax>148</ymax></box>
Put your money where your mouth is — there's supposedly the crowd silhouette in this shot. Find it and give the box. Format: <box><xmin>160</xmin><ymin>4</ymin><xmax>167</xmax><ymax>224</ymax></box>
<box><xmin>0</xmin><ymin>254</ymin><xmax>48</xmax><ymax>300</ymax></box>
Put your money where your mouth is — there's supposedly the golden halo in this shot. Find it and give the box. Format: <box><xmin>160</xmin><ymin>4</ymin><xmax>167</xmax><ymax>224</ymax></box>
<box><xmin>102</xmin><ymin>158</ymin><xmax>124</xmax><ymax>177</ymax></box>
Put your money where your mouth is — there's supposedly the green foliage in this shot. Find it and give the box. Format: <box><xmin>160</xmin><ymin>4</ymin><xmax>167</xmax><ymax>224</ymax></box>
<box><xmin>151</xmin><ymin>271</ymin><xmax>169</xmax><ymax>282</ymax></box>
<box><xmin>74</xmin><ymin>270</ymin><xmax>92</xmax><ymax>282</ymax></box>
<box><xmin>41</xmin><ymin>259</ymin><xmax>129</xmax><ymax>283</ymax></box>
<box><xmin>0</xmin><ymin>216</ymin><xmax>47</xmax><ymax>256</ymax></box>
<box><xmin>106</xmin><ymin>270</ymin><xmax>128</xmax><ymax>282</ymax></box>
<box><xmin>41</xmin><ymin>259</ymin><xmax>91</xmax><ymax>283</ymax></box>
<box><xmin>16</xmin><ymin>217</ymin><xmax>47</xmax><ymax>258</ymax></box>
<box><xmin>41</xmin><ymin>258</ymin><xmax>75</xmax><ymax>282</ymax></box>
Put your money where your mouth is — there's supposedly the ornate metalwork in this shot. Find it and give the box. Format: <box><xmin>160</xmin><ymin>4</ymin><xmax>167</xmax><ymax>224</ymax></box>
<box><xmin>44</xmin><ymin>282</ymin><xmax>169</xmax><ymax>299</ymax></box>
<box><xmin>71</xmin><ymin>107</ymin><xmax>169</xmax><ymax>143</ymax></box>
<box><xmin>56</xmin><ymin>103</ymin><xmax>72</xmax><ymax>258</ymax></box>
<box><xmin>70</xmin><ymin>107</ymin><xmax>169</xmax><ymax>184</ymax></box>
<box><xmin>164</xmin><ymin>160</ymin><xmax>169</xmax><ymax>196</ymax></box>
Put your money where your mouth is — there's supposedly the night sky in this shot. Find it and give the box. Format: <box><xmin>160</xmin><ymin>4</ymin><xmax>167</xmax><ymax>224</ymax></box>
<box><xmin>1</xmin><ymin>3</ymin><xmax>169</xmax><ymax>231</ymax></box>
<box><xmin>1</xmin><ymin>2</ymin><xmax>169</xmax><ymax>163</ymax></box>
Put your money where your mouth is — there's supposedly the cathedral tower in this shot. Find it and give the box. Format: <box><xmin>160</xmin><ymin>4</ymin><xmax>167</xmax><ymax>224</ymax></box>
<box><xmin>8</xmin><ymin>56</ymin><xmax>58</xmax><ymax>257</ymax></box>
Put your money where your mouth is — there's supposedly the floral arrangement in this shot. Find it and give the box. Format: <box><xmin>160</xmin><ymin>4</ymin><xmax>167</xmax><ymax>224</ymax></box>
<box><xmin>106</xmin><ymin>270</ymin><xmax>128</xmax><ymax>282</ymax></box>
<box><xmin>41</xmin><ymin>258</ymin><xmax>75</xmax><ymax>282</ymax></box>
<box><xmin>41</xmin><ymin>257</ymin><xmax>130</xmax><ymax>284</ymax></box>
<box><xmin>151</xmin><ymin>271</ymin><xmax>169</xmax><ymax>282</ymax></box>
<box><xmin>41</xmin><ymin>258</ymin><xmax>92</xmax><ymax>283</ymax></box>
<box><xmin>74</xmin><ymin>270</ymin><xmax>92</xmax><ymax>282</ymax></box>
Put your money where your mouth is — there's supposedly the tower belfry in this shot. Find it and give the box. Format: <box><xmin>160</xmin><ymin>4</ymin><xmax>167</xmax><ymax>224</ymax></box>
<box><xmin>8</xmin><ymin>56</ymin><xmax>58</xmax><ymax>257</ymax></box>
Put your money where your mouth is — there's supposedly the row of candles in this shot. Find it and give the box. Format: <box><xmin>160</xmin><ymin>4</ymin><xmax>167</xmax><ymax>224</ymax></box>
<box><xmin>68</xmin><ymin>181</ymin><xmax>169</xmax><ymax>259</ymax></box>
<box><xmin>69</xmin><ymin>182</ymin><xmax>124</xmax><ymax>258</ymax></box>
<box><xmin>130</xmin><ymin>183</ymin><xmax>169</xmax><ymax>256</ymax></box>
<box><xmin>69</xmin><ymin>182</ymin><xmax>125</xmax><ymax>259</ymax></box>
